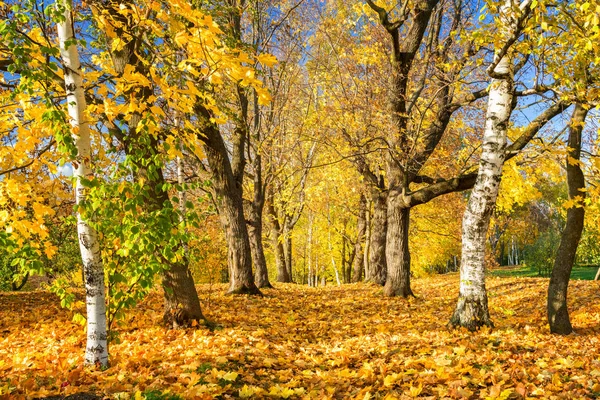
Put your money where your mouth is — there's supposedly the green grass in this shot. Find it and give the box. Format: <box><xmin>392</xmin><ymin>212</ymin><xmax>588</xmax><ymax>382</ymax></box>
<box><xmin>490</xmin><ymin>264</ymin><xmax>599</xmax><ymax>280</ymax></box>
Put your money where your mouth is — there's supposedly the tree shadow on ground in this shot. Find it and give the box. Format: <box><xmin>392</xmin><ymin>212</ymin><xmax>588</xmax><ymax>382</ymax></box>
<box><xmin>35</xmin><ymin>394</ymin><xmax>103</xmax><ymax>400</ymax></box>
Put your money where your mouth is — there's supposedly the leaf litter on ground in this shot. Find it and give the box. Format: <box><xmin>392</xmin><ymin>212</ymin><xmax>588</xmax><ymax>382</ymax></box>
<box><xmin>1</xmin><ymin>274</ymin><xmax>600</xmax><ymax>399</ymax></box>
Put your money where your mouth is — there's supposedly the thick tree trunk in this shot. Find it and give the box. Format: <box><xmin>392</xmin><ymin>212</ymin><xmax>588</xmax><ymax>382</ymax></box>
<box><xmin>57</xmin><ymin>1</ymin><xmax>108</xmax><ymax>367</ymax></box>
<box><xmin>162</xmin><ymin>259</ymin><xmax>205</xmax><ymax>327</ymax></box>
<box><xmin>147</xmin><ymin>169</ymin><xmax>205</xmax><ymax>326</ymax></box>
<box><xmin>198</xmin><ymin>108</ymin><xmax>260</xmax><ymax>295</ymax></box>
<box><xmin>352</xmin><ymin>194</ymin><xmax>367</xmax><ymax>283</ymax></box>
<box><xmin>450</xmin><ymin>5</ymin><xmax>518</xmax><ymax>329</ymax></box>
<box><xmin>366</xmin><ymin>189</ymin><xmax>387</xmax><ymax>285</ymax></box>
<box><xmin>548</xmin><ymin>104</ymin><xmax>588</xmax><ymax>335</ymax></box>
<box><xmin>383</xmin><ymin>200</ymin><xmax>413</xmax><ymax>297</ymax></box>
<box><xmin>249</xmin><ymin>210</ymin><xmax>271</xmax><ymax>288</ymax></box>
<box><xmin>166</xmin><ymin>154</ymin><xmax>205</xmax><ymax>326</ymax></box>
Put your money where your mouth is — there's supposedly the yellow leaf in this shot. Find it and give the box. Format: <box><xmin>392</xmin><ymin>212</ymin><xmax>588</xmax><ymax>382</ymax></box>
<box><xmin>239</xmin><ymin>385</ymin><xmax>257</xmax><ymax>398</ymax></box>
<box><xmin>552</xmin><ymin>372</ymin><xmax>562</xmax><ymax>387</ymax></box>
<box><xmin>256</xmin><ymin>53</ymin><xmax>278</xmax><ymax>67</ymax></box>
<box><xmin>222</xmin><ymin>371</ymin><xmax>238</xmax><ymax>381</ymax></box>
<box><xmin>383</xmin><ymin>373</ymin><xmax>400</xmax><ymax>387</ymax></box>
<box><xmin>408</xmin><ymin>382</ymin><xmax>422</xmax><ymax>397</ymax></box>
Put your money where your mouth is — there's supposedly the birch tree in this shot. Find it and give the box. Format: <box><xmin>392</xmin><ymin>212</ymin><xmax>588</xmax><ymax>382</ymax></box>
<box><xmin>56</xmin><ymin>0</ymin><xmax>108</xmax><ymax>366</ymax></box>
<box><xmin>449</xmin><ymin>0</ymin><xmax>533</xmax><ymax>330</ymax></box>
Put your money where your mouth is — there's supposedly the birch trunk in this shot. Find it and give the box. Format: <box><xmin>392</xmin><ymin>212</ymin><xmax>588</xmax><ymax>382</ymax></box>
<box><xmin>449</xmin><ymin>0</ymin><xmax>526</xmax><ymax>330</ymax></box>
<box><xmin>547</xmin><ymin>103</ymin><xmax>588</xmax><ymax>335</ymax></box>
<box><xmin>57</xmin><ymin>0</ymin><xmax>108</xmax><ymax>367</ymax></box>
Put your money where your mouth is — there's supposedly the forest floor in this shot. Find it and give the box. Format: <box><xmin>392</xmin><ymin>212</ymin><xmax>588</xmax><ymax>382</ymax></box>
<box><xmin>1</xmin><ymin>274</ymin><xmax>600</xmax><ymax>399</ymax></box>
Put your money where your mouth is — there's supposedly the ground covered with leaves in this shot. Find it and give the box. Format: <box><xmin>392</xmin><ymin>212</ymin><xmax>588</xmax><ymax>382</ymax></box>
<box><xmin>1</xmin><ymin>274</ymin><xmax>600</xmax><ymax>399</ymax></box>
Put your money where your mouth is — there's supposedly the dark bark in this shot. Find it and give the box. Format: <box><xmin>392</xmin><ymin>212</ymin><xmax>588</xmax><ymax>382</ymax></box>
<box><xmin>352</xmin><ymin>194</ymin><xmax>367</xmax><ymax>282</ymax></box>
<box><xmin>283</xmin><ymin>225</ymin><xmax>293</xmax><ymax>281</ymax></box>
<box><xmin>267</xmin><ymin>195</ymin><xmax>291</xmax><ymax>282</ymax></box>
<box><xmin>248</xmin><ymin>90</ymin><xmax>271</xmax><ymax>288</ymax></box>
<box><xmin>139</xmin><ymin>153</ymin><xmax>205</xmax><ymax>326</ymax></box>
<box><xmin>366</xmin><ymin>189</ymin><xmax>387</xmax><ymax>285</ymax></box>
<box><xmin>383</xmin><ymin>199</ymin><xmax>413</xmax><ymax>297</ymax></box>
<box><xmin>196</xmin><ymin>106</ymin><xmax>260</xmax><ymax>295</ymax></box>
<box><xmin>548</xmin><ymin>103</ymin><xmax>588</xmax><ymax>335</ymax></box>
<box><xmin>249</xmin><ymin>208</ymin><xmax>271</xmax><ymax>288</ymax></box>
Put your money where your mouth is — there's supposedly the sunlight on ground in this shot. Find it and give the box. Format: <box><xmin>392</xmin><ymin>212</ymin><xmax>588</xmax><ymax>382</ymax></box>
<box><xmin>1</xmin><ymin>274</ymin><xmax>600</xmax><ymax>399</ymax></box>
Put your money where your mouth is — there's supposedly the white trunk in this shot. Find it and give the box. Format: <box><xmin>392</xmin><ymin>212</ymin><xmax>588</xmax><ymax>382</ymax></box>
<box><xmin>57</xmin><ymin>0</ymin><xmax>108</xmax><ymax>367</ymax></box>
<box><xmin>451</xmin><ymin>0</ymin><xmax>528</xmax><ymax>330</ymax></box>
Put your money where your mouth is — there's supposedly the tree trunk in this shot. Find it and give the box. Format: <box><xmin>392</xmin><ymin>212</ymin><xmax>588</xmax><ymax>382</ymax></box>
<box><xmin>268</xmin><ymin>197</ymin><xmax>291</xmax><ymax>283</ymax></box>
<box><xmin>450</xmin><ymin>1</ymin><xmax>520</xmax><ymax>329</ymax></box>
<box><xmin>366</xmin><ymin>189</ymin><xmax>387</xmax><ymax>285</ymax></box>
<box><xmin>363</xmin><ymin>202</ymin><xmax>371</xmax><ymax>277</ymax></box>
<box><xmin>57</xmin><ymin>1</ymin><xmax>108</xmax><ymax>367</ymax></box>
<box><xmin>352</xmin><ymin>194</ymin><xmax>367</xmax><ymax>282</ymax></box>
<box><xmin>147</xmin><ymin>168</ymin><xmax>205</xmax><ymax>327</ymax></box>
<box><xmin>247</xmin><ymin>158</ymin><xmax>271</xmax><ymax>288</ymax></box>
<box><xmin>383</xmin><ymin>200</ymin><xmax>413</xmax><ymax>297</ymax></box>
<box><xmin>283</xmin><ymin>223</ymin><xmax>293</xmax><ymax>281</ymax></box>
<box><xmin>197</xmin><ymin>108</ymin><xmax>260</xmax><ymax>295</ymax></box>
<box><xmin>249</xmin><ymin>208</ymin><xmax>271</xmax><ymax>288</ymax></box>
<box><xmin>249</xmin><ymin>89</ymin><xmax>271</xmax><ymax>288</ymax></box>
<box><xmin>95</xmin><ymin>0</ymin><xmax>205</xmax><ymax>325</ymax></box>
<box><xmin>548</xmin><ymin>103</ymin><xmax>588</xmax><ymax>335</ymax></box>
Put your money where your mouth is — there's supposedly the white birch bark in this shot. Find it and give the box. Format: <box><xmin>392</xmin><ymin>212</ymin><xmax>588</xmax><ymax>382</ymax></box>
<box><xmin>450</xmin><ymin>0</ymin><xmax>531</xmax><ymax>330</ymax></box>
<box><xmin>57</xmin><ymin>0</ymin><xmax>108</xmax><ymax>366</ymax></box>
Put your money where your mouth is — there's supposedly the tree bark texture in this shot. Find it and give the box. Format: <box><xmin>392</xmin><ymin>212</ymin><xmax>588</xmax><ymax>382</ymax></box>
<box><xmin>352</xmin><ymin>194</ymin><xmax>367</xmax><ymax>282</ymax></box>
<box><xmin>197</xmin><ymin>107</ymin><xmax>260</xmax><ymax>295</ymax></box>
<box><xmin>366</xmin><ymin>189</ymin><xmax>387</xmax><ymax>285</ymax></box>
<box><xmin>384</xmin><ymin>201</ymin><xmax>413</xmax><ymax>297</ymax></box>
<box><xmin>283</xmin><ymin>223</ymin><xmax>293</xmax><ymax>281</ymax></box>
<box><xmin>248</xmin><ymin>90</ymin><xmax>271</xmax><ymax>288</ymax></box>
<box><xmin>249</xmin><ymin>197</ymin><xmax>271</xmax><ymax>288</ymax></box>
<box><xmin>450</xmin><ymin>0</ymin><xmax>521</xmax><ymax>329</ymax></box>
<box><xmin>547</xmin><ymin>103</ymin><xmax>588</xmax><ymax>335</ymax></box>
<box><xmin>268</xmin><ymin>196</ymin><xmax>291</xmax><ymax>282</ymax></box>
<box><xmin>57</xmin><ymin>0</ymin><xmax>108</xmax><ymax>367</ymax></box>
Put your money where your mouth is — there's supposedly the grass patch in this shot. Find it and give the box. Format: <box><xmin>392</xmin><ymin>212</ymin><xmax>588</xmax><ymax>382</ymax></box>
<box><xmin>490</xmin><ymin>264</ymin><xmax>599</xmax><ymax>280</ymax></box>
